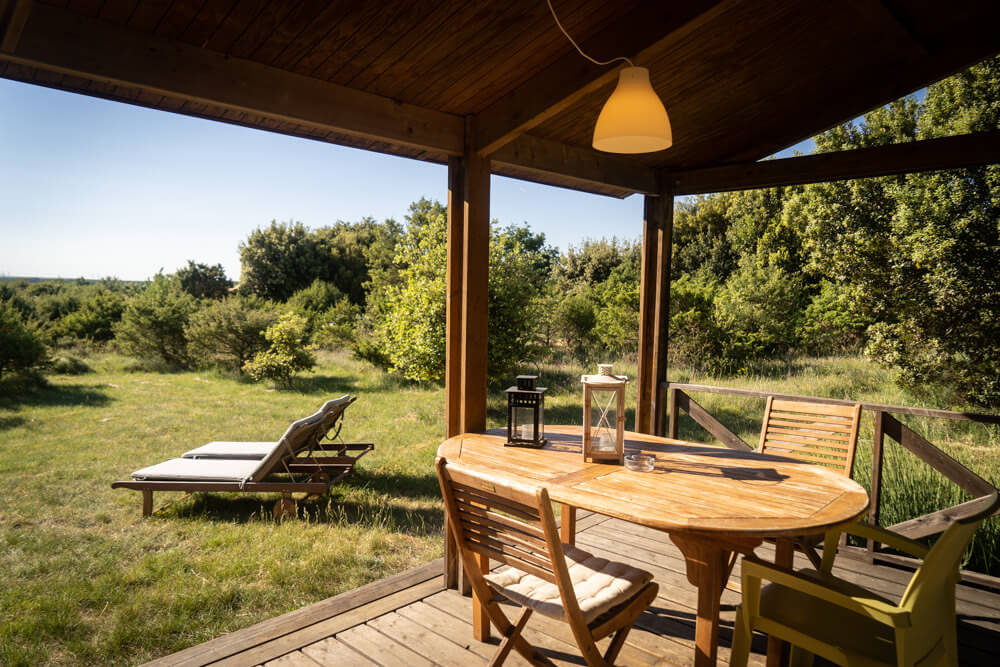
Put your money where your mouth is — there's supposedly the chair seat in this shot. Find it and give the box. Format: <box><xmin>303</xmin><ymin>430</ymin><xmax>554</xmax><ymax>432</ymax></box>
<box><xmin>182</xmin><ymin>441</ymin><xmax>278</xmax><ymax>460</ymax></box>
<box><xmin>760</xmin><ymin>569</ymin><xmax>898</xmax><ymax>665</ymax></box>
<box><xmin>485</xmin><ymin>544</ymin><xmax>653</xmax><ymax>623</ymax></box>
<box><xmin>131</xmin><ymin>458</ymin><xmax>263</xmax><ymax>482</ymax></box>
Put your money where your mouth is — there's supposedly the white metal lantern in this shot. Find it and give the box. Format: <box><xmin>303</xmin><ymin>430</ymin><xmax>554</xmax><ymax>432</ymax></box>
<box><xmin>581</xmin><ymin>364</ymin><xmax>628</xmax><ymax>464</ymax></box>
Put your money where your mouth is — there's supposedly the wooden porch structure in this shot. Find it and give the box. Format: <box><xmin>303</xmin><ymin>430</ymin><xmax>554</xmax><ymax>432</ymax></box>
<box><xmin>5</xmin><ymin>1</ymin><xmax>1000</xmax><ymax>664</ymax></box>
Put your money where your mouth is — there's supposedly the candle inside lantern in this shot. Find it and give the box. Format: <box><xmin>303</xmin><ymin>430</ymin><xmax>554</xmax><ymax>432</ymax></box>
<box><xmin>520</xmin><ymin>424</ymin><xmax>533</xmax><ymax>440</ymax></box>
<box><xmin>595</xmin><ymin>432</ymin><xmax>614</xmax><ymax>451</ymax></box>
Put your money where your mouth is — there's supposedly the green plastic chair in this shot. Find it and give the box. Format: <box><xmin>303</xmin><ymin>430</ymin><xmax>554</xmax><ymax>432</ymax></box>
<box><xmin>731</xmin><ymin>490</ymin><xmax>999</xmax><ymax>667</ymax></box>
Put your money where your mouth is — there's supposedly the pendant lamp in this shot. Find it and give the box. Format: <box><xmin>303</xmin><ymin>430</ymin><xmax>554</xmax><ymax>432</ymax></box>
<box><xmin>592</xmin><ymin>67</ymin><xmax>672</xmax><ymax>153</ymax></box>
<box><xmin>547</xmin><ymin>1</ymin><xmax>672</xmax><ymax>154</ymax></box>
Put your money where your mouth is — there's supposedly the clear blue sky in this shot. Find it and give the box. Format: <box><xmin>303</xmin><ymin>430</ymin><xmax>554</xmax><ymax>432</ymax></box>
<box><xmin>0</xmin><ymin>78</ymin><xmax>811</xmax><ymax>282</ymax></box>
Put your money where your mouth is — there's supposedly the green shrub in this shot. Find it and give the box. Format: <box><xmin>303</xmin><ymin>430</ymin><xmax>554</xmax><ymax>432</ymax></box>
<box><xmin>185</xmin><ymin>296</ymin><xmax>279</xmax><ymax>373</ymax></box>
<box><xmin>0</xmin><ymin>299</ymin><xmax>47</xmax><ymax>381</ymax></box>
<box><xmin>243</xmin><ymin>313</ymin><xmax>316</xmax><ymax>385</ymax></box>
<box><xmin>53</xmin><ymin>289</ymin><xmax>126</xmax><ymax>342</ymax></box>
<box><xmin>49</xmin><ymin>354</ymin><xmax>93</xmax><ymax>375</ymax></box>
<box><xmin>114</xmin><ymin>274</ymin><xmax>198</xmax><ymax>368</ymax></box>
<box><xmin>311</xmin><ymin>300</ymin><xmax>362</xmax><ymax>349</ymax></box>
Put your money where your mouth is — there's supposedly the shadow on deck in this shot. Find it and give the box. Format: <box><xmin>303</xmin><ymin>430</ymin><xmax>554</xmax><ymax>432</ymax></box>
<box><xmin>146</xmin><ymin>512</ymin><xmax>1000</xmax><ymax>666</ymax></box>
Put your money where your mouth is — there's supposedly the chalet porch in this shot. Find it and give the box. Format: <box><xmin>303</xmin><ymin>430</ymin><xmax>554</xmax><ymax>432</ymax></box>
<box><xmin>147</xmin><ymin>510</ymin><xmax>1000</xmax><ymax>667</ymax></box>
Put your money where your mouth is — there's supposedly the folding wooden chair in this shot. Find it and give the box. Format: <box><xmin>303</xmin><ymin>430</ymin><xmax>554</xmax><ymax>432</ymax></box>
<box><xmin>436</xmin><ymin>457</ymin><xmax>658</xmax><ymax>666</ymax></box>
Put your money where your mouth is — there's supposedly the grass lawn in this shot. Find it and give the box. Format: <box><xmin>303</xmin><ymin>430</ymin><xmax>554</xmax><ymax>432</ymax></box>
<box><xmin>1</xmin><ymin>352</ymin><xmax>997</xmax><ymax>665</ymax></box>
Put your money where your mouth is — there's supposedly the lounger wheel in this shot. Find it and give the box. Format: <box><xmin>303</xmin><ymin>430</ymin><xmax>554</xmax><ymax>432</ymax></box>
<box><xmin>273</xmin><ymin>496</ymin><xmax>297</xmax><ymax>520</ymax></box>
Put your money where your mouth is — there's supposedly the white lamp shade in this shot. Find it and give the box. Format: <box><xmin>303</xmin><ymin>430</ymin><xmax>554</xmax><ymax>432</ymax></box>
<box><xmin>592</xmin><ymin>67</ymin><xmax>672</xmax><ymax>154</ymax></box>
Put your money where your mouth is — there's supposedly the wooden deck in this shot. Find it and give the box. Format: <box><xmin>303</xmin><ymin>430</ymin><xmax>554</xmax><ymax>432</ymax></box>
<box><xmin>148</xmin><ymin>511</ymin><xmax>1000</xmax><ymax>666</ymax></box>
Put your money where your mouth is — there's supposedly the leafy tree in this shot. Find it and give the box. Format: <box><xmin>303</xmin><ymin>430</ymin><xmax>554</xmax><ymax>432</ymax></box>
<box><xmin>554</xmin><ymin>239</ymin><xmax>638</xmax><ymax>288</ymax></box>
<box><xmin>175</xmin><ymin>261</ymin><xmax>232</xmax><ymax>299</ymax></box>
<box><xmin>801</xmin><ymin>56</ymin><xmax>1000</xmax><ymax>405</ymax></box>
<box><xmin>556</xmin><ymin>291</ymin><xmax>598</xmax><ymax>359</ymax></box>
<box><xmin>114</xmin><ymin>274</ymin><xmax>198</xmax><ymax>368</ymax></box>
<box><xmin>238</xmin><ymin>218</ymin><xmax>404</xmax><ymax>304</ymax></box>
<box><xmin>0</xmin><ymin>299</ymin><xmax>46</xmax><ymax>380</ymax></box>
<box><xmin>243</xmin><ymin>312</ymin><xmax>316</xmax><ymax>385</ymax></box>
<box><xmin>714</xmin><ymin>254</ymin><xmax>805</xmax><ymax>360</ymax></box>
<box><xmin>185</xmin><ymin>296</ymin><xmax>279</xmax><ymax>372</ymax></box>
<box><xmin>672</xmin><ymin>195</ymin><xmax>736</xmax><ymax>281</ymax></box>
<box><xmin>592</xmin><ymin>255</ymin><xmax>641</xmax><ymax>356</ymax></box>
<box><xmin>363</xmin><ymin>200</ymin><xmax>552</xmax><ymax>383</ymax></box>
<box><xmin>800</xmin><ymin>281</ymin><xmax>873</xmax><ymax>355</ymax></box>
<box><xmin>238</xmin><ymin>221</ymin><xmax>324</xmax><ymax>301</ymax></box>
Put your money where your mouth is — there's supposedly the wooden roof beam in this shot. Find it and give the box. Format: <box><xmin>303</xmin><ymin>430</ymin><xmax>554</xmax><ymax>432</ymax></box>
<box><xmin>1</xmin><ymin>2</ymin><xmax>464</xmax><ymax>156</ymax></box>
<box><xmin>0</xmin><ymin>0</ymin><xmax>32</xmax><ymax>53</ymax></box>
<box><xmin>669</xmin><ymin>131</ymin><xmax>1000</xmax><ymax>195</ymax></box>
<box><xmin>491</xmin><ymin>134</ymin><xmax>660</xmax><ymax>197</ymax></box>
<box><xmin>474</xmin><ymin>0</ymin><xmax>726</xmax><ymax>157</ymax></box>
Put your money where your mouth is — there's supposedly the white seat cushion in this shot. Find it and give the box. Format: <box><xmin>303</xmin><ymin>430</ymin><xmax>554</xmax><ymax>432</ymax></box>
<box><xmin>130</xmin><ymin>458</ymin><xmax>263</xmax><ymax>482</ymax></box>
<box><xmin>182</xmin><ymin>441</ymin><xmax>278</xmax><ymax>460</ymax></box>
<box><xmin>484</xmin><ymin>544</ymin><xmax>653</xmax><ymax>623</ymax></box>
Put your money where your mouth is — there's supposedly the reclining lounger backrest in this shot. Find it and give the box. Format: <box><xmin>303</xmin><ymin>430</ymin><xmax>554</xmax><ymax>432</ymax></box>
<box><xmin>247</xmin><ymin>395</ymin><xmax>355</xmax><ymax>483</ymax></box>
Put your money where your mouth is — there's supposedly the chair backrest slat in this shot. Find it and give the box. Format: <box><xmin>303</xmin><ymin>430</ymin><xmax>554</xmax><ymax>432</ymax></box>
<box><xmin>439</xmin><ymin>461</ymin><xmax>560</xmax><ymax>586</ymax></box>
<box><xmin>452</xmin><ymin>483</ymin><xmax>542</xmax><ymax>523</ymax></box>
<box><xmin>459</xmin><ymin>507</ymin><xmax>549</xmax><ymax>553</ymax></box>
<box><xmin>758</xmin><ymin>397</ymin><xmax>862</xmax><ymax>476</ymax></box>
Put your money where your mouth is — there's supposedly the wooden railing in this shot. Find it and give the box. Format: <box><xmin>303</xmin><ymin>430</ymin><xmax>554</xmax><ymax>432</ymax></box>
<box><xmin>663</xmin><ymin>381</ymin><xmax>1000</xmax><ymax>587</ymax></box>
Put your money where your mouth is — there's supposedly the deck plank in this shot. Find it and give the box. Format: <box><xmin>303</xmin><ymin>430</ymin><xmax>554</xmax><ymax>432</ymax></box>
<box><xmin>337</xmin><ymin>623</ymin><xmax>434</xmax><ymax>667</ymax></box>
<box><xmin>300</xmin><ymin>637</ymin><xmax>378</xmax><ymax>666</ymax></box>
<box><xmin>145</xmin><ymin>517</ymin><xmax>1000</xmax><ymax>666</ymax></box>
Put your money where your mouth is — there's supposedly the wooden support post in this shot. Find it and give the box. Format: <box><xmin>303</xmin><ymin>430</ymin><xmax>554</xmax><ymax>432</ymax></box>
<box><xmin>636</xmin><ymin>202</ymin><xmax>659</xmax><ymax>434</ymax></box>
<box><xmin>445</xmin><ymin>156</ymin><xmax>465</xmax><ymax>440</ymax></box>
<box><xmin>638</xmin><ymin>191</ymin><xmax>674</xmax><ymax>436</ymax></box>
<box><xmin>460</xmin><ymin>117</ymin><xmax>490</xmax><ymax>434</ymax></box>
<box><xmin>868</xmin><ymin>410</ymin><xmax>886</xmax><ymax>560</ymax></box>
<box><xmin>668</xmin><ymin>387</ymin><xmax>679</xmax><ymax>439</ymax></box>
<box><xmin>445</xmin><ymin>121</ymin><xmax>491</xmax><ymax>589</ymax></box>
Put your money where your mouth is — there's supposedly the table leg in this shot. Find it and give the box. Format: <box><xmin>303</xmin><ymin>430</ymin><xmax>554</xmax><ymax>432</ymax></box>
<box><xmin>670</xmin><ymin>534</ymin><xmax>730</xmax><ymax>667</ymax></box>
<box><xmin>560</xmin><ymin>503</ymin><xmax>576</xmax><ymax>545</ymax></box>
<box><xmin>472</xmin><ymin>551</ymin><xmax>490</xmax><ymax>641</ymax></box>
<box><xmin>766</xmin><ymin>538</ymin><xmax>795</xmax><ymax>667</ymax></box>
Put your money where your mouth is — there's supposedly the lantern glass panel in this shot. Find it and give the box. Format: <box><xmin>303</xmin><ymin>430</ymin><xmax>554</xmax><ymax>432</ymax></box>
<box><xmin>589</xmin><ymin>389</ymin><xmax>618</xmax><ymax>451</ymax></box>
<box><xmin>513</xmin><ymin>405</ymin><xmax>537</xmax><ymax>441</ymax></box>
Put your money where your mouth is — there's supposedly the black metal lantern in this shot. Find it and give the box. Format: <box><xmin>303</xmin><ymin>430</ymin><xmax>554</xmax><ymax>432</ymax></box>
<box><xmin>505</xmin><ymin>375</ymin><xmax>546</xmax><ymax>448</ymax></box>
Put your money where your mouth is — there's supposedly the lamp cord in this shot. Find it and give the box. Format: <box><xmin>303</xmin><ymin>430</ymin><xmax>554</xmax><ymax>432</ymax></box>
<box><xmin>547</xmin><ymin>0</ymin><xmax>634</xmax><ymax>68</ymax></box>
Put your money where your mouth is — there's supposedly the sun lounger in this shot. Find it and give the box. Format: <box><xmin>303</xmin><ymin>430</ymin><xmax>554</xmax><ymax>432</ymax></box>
<box><xmin>112</xmin><ymin>396</ymin><xmax>373</xmax><ymax>517</ymax></box>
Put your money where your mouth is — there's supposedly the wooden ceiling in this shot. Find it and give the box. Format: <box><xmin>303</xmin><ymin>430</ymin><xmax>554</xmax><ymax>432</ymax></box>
<box><xmin>2</xmin><ymin>0</ymin><xmax>999</xmax><ymax>197</ymax></box>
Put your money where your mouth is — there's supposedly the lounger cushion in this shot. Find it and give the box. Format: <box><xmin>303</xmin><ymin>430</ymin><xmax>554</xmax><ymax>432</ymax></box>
<box><xmin>484</xmin><ymin>544</ymin><xmax>653</xmax><ymax>623</ymax></box>
<box><xmin>182</xmin><ymin>442</ymin><xmax>278</xmax><ymax>460</ymax></box>
<box><xmin>131</xmin><ymin>458</ymin><xmax>263</xmax><ymax>482</ymax></box>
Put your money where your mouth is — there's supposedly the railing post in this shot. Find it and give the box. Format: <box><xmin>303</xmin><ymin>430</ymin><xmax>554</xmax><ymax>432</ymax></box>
<box><xmin>867</xmin><ymin>410</ymin><xmax>886</xmax><ymax>560</ymax></box>
<box><xmin>668</xmin><ymin>387</ymin><xmax>679</xmax><ymax>439</ymax></box>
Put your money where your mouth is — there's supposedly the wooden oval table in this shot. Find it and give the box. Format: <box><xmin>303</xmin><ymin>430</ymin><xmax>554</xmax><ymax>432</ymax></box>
<box><xmin>438</xmin><ymin>426</ymin><xmax>870</xmax><ymax>667</ymax></box>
